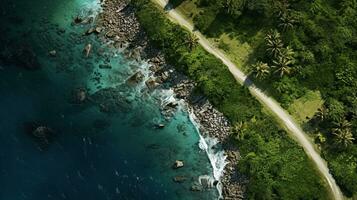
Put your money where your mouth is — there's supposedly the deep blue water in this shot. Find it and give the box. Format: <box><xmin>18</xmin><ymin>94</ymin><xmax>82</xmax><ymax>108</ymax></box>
<box><xmin>0</xmin><ymin>0</ymin><xmax>217</xmax><ymax>199</ymax></box>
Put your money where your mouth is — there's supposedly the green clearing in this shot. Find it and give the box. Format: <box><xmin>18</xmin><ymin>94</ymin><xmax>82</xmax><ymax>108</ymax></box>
<box><xmin>209</xmin><ymin>33</ymin><xmax>253</xmax><ymax>72</ymax></box>
<box><xmin>288</xmin><ymin>90</ymin><xmax>324</xmax><ymax>124</ymax></box>
<box><xmin>175</xmin><ymin>0</ymin><xmax>199</xmax><ymax>23</ymax></box>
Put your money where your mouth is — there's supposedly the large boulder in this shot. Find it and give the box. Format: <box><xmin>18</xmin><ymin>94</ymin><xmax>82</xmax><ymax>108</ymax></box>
<box><xmin>49</xmin><ymin>50</ymin><xmax>57</xmax><ymax>57</ymax></box>
<box><xmin>173</xmin><ymin>160</ymin><xmax>184</xmax><ymax>169</ymax></box>
<box><xmin>190</xmin><ymin>185</ymin><xmax>203</xmax><ymax>192</ymax></box>
<box><xmin>73</xmin><ymin>16</ymin><xmax>84</xmax><ymax>24</ymax></box>
<box><xmin>155</xmin><ymin>123</ymin><xmax>165</xmax><ymax>129</ymax></box>
<box><xmin>85</xmin><ymin>27</ymin><xmax>102</xmax><ymax>35</ymax></box>
<box><xmin>71</xmin><ymin>88</ymin><xmax>87</xmax><ymax>104</ymax></box>
<box><xmin>127</xmin><ymin>71</ymin><xmax>144</xmax><ymax>85</ymax></box>
<box><xmin>145</xmin><ymin>78</ymin><xmax>159</xmax><ymax>90</ymax></box>
<box><xmin>83</xmin><ymin>44</ymin><xmax>92</xmax><ymax>57</ymax></box>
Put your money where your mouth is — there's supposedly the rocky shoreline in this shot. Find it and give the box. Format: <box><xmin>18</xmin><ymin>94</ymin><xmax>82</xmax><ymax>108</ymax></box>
<box><xmin>94</xmin><ymin>0</ymin><xmax>246</xmax><ymax>199</ymax></box>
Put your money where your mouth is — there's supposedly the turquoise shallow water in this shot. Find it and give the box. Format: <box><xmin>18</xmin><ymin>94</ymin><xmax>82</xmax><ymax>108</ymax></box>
<box><xmin>0</xmin><ymin>0</ymin><xmax>218</xmax><ymax>199</ymax></box>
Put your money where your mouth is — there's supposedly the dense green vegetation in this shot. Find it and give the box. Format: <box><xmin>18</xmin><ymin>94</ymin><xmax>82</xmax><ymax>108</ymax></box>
<box><xmin>131</xmin><ymin>0</ymin><xmax>331</xmax><ymax>199</ymax></box>
<box><xmin>183</xmin><ymin>0</ymin><xmax>357</xmax><ymax>197</ymax></box>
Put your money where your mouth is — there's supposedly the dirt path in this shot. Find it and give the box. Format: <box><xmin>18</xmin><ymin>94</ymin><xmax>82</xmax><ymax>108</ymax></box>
<box><xmin>151</xmin><ymin>0</ymin><xmax>344</xmax><ymax>199</ymax></box>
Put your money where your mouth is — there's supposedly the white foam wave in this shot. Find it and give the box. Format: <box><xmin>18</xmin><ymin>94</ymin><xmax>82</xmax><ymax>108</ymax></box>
<box><xmin>78</xmin><ymin>0</ymin><xmax>103</xmax><ymax>22</ymax></box>
<box><xmin>189</xmin><ymin>110</ymin><xmax>228</xmax><ymax>200</ymax></box>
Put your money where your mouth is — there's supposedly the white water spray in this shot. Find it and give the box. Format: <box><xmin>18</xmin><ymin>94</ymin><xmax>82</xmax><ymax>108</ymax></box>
<box><xmin>78</xmin><ymin>0</ymin><xmax>103</xmax><ymax>22</ymax></box>
<box><xmin>189</xmin><ymin>110</ymin><xmax>228</xmax><ymax>199</ymax></box>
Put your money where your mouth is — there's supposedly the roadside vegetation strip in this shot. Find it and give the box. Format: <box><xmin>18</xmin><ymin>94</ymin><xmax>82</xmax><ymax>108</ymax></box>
<box><xmin>131</xmin><ymin>0</ymin><xmax>332</xmax><ymax>199</ymax></box>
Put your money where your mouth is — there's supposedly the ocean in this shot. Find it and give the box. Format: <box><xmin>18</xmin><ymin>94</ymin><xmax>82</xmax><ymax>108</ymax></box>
<box><xmin>0</xmin><ymin>0</ymin><xmax>222</xmax><ymax>199</ymax></box>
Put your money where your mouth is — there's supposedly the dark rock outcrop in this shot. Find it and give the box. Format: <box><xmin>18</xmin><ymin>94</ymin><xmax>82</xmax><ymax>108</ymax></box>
<box><xmin>13</xmin><ymin>44</ymin><xmax>41</xmax><ymax>70</ymax></box>
<box><xmin>71</xmin><ymin>87</ymin><xmax>87</xmax><ymax>104</ymax></box>
<box><xmin>91</xmin><ymin>87</ymin><xmax>131</xmax><ymax>113</ymax></box>
<box><xmin>24</xmin><ymin>122</ymin><xmax>55</xmax><ymax>150</ymax></box>
<box><xmin>127</xmin><ymin>71</ymin><xmax>144</xmax><ymax>85</ymax></box>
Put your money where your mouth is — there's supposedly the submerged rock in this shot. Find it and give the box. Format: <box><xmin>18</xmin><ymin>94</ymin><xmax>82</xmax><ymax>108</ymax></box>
<box><xmin>33</xmin><ymin>126</ymin><xmax>52</xmax><ymax>138</ymax></box>
<box><xmin>72</xmin><ymin>16</ymin><xmax>92</xmax><ymax>25</ymax></box>
<box><xmin>24</xmin><ymin>122</ymin><xmax>55</xmax><ymax>150</ymax></box>
<box><xmin>190</xmin><ymin>185</ymin><xmax>203</xmax><ymax>192</ymax></box>
<box><xmin>57</xmin><ymin>28</ymin><xmax>66</xmax><ymax>34</ymax></box>
<box><xmin>173</xmin><ymin>176</ymin><xmax>187</xmax><ymax>183</ymax></box>
<box><xmin>146</xmin><ymin>143</ymin><xmax>161</xmax><ymax>150</ymax></box>
<box><xmin>14</xmin><ymin>44</ymin><xmax>41</xmax><ymax>70</ymax></box>
<box><xmin>92</xmin><ymin>119</ymin><xmax>111</xmax><ymax>131</ymax></box>
<box><xmin>71</xmin><ymin>88</ymin><xmax>87</xmax><ymax>104</ymax></box>
<box><xmin>85</xmin><ymin>27</ymin><xmax>95</xmax><ymax>35</ymax></box>
<box><xmin>91</xmin><ymin>87</ymin><xmax>131</xmax><ymax>113</ymax></box>
<box><xmin>99</xmin><ymin>63</ymin><xmax>112</xmax><ymax>69</ymax></box>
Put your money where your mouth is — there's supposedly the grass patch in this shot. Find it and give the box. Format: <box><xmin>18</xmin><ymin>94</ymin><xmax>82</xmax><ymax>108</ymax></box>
<box><xmin>176</xmin><ymin>1</ymin><xmax>264</xmax><ymax>72</ymax></box>
<box><xmin>175</xmin><ymin>0</ymin><xmax>200</xmax><ymax>23</ymax></box>
<box><xmin>288</xmin><ymin>90</ymin><xmax>324</xmax><ymax>124</ymax></box>
<box><xmin>209</xmin><ymin>33</ymin><xmax>254</xmax><ymax>72</ymax></box>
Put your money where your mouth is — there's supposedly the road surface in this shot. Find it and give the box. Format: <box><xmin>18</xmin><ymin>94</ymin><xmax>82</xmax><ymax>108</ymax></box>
<box><xmin>151</xmin><ymin>0</ymin><xmax>344</xmax><ymax>199</ymax></box>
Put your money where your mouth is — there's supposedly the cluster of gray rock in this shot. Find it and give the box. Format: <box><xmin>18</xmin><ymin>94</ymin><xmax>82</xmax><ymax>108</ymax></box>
<box><xmin>97</xmin><ymin>0</ymin><xmax>142</xmax><ymax>49</ymax></box>
<box><xmin>97</xmin><ymin>0</ymin><xmax>246</xmax><ymax>199</ymax></box>
<box><xmin>177</xmin><ymin>86</ymin><xmax>246</xmax><ymax>199</ymax></box>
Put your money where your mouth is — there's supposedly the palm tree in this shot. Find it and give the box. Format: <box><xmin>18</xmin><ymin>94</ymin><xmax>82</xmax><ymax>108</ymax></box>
<box><xmin>272</xmin><ymin>55</ymin><xmax>292</xmax><ymax>77</ymax></box>
<box><xmin>278</xmin><ymin>0</ymin><xmax>290</xmax><ymax>11</ymax></box>
<box><xmin>252</xmin><ymin>61</ymin><xmax>270</xmax><ymax>79</ymax></box>
<box><xmin>333</xmin><ymin>128</ymin><xmax>355</xmax><ymax>147</ymax></box>
<box><xmin>282</xmin><ymin>46</ymin><xmax>295</xmax><ymax>59</ymax></box>
<box><xmin>232</xmin><ymin>121</ymin><xmax>247</xmax><ymax>140</ymax></box>
<box><xmin>315</xmin><ymin>106</ymin><xmax>328</xmax><ymax>121</ymax></box>
<box><xmin>331</xmin><ymin>119</ymin><xmax>355</xmax><ymax>147</ymax></box>
<box><xmin>184</xmin><ymin>33</ymin><xmax>199</xmax><ymax>51</ymax></box>
<box><xmin>332</xmin><ymin>119</ymin><xmax>352</xmax><ymax>134</ymax></box>
<box><xmin>265</xmin><ymin>29</ymin><xmax>284</xmax><ymax>58</ymax></box>
<box><xmin>310</xmin><ymin>0</ymin><xmax>322</xmax><ymax>14</ymax></box>
<box><xmin>272</xmin><ymin>46</ymin><xmax>295</xmax><ymax>77</ymax></box>
<box><xmin>278</xmin><ymin>13</ymin><xmax>295</xmax><ymax>31</ymax></box>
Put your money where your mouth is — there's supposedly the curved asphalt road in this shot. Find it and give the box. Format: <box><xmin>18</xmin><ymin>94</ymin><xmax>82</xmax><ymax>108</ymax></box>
<box><xmin>152</xmin><ymin>0</ymin><xmax>344</xmax><ymax>199</ymax></box>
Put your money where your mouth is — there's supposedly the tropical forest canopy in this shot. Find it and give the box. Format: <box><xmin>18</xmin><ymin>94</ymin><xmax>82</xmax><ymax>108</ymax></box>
<box><xmin>191</xmin><ymin>0</ymin><xmax>357</xmax><ymax>197</ymax></box>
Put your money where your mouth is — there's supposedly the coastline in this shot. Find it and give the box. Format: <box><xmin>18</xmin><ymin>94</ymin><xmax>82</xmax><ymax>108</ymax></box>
<box><xmin>96</xmin><ymin>0</ymin><xmax>246</xmax><ymax>199</ymax></box>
